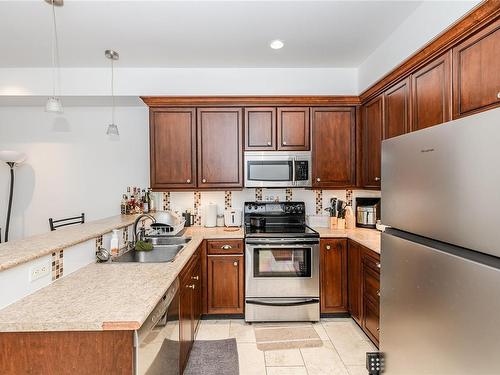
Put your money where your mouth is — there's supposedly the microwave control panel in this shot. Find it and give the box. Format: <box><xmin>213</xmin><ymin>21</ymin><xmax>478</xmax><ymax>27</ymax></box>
<box><xmin>295</xmin><ymin>161</ymin><xmax>309</xmax><ymax>181</ymax></box>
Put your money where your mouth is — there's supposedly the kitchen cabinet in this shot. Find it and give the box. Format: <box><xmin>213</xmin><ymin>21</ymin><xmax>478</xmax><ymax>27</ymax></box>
<box><xmin>320</xmin><ymin>239</ymin><xmax>348</xmax><ymax>313</ymax></box>
<box><xmin>411</xmin><ymin>52</ymin><xmax>451</xmax><ymax>131</ymax></box>
<box><xmin>149</xmin><ymin>108</ymin><xmax>197</xmax><ymax>190</ymax></box>
<box><xmin>362</xmin><ymin>95</ymin><xmax>383</xmax><ymax>188</ymax></box>
<box><xmin>207</xmin><ymin>254</ymin><xmax>244</xmax><ymax>314</ymax></box>
<box><xmin>179</xmin><ymin>245</ymin><xmax>202</xmax><ymax>373</ymax></box>
<box><xmin>453</xmin><ymin>19</ymin><xmax>500</xmax><ymax>118</ymax></box>
<box><xmin>245</xmin><ymin>107</ymin><xmax>276</xmax><ymax>150</ymax></box>
<box><xmin>312</xmin><ymin>107</ymin><xmax>356</xmax><ymax>188</ymax></box>
<box><xmin>277</xmin><ymin>107</ymin><xmax>310</xmax><ymax>151</ymax></box>
<box><xmin>197</xmin><ymin>108</ymin><xmax>243</xmax><ymax>189</ymax></box>
<box><xmin>384</xmin><ymin>78</ymin><xmax>411</xmax><ymax>139</ymax></box>
<box><xmin>361</xmin><ymin>246</ymin><xmax>380</xmax><ymax>346</ymax></box>
<box><xmin>347</xmin><ymin>240</ymin><xmax>362</xmax><ymax>324</ymax></box>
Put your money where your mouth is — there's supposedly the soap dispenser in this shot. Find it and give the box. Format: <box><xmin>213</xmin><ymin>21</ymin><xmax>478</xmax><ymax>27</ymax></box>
<box><xmin>110</xmin><ymin>229</ymin><xmax>120</xmax><ymax>257</ymax></box>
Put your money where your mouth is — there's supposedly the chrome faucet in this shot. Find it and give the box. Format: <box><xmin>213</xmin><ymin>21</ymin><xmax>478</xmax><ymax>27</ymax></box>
<box><xmin>133</xmin><ymin>214</ymin><xmax>156</xmax><ymax>243</ymax></box>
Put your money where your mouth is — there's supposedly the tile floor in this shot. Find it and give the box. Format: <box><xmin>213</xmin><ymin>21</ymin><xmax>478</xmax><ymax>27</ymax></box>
<box><xmin>195</xmin><ymin>318</ymin><xmax>376</xmax><ymax>375</ymax></box>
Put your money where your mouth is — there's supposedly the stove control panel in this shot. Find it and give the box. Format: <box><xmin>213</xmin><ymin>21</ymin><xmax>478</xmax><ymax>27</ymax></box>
<box><xmin>244</xmin><ymin>202</ymin><xmax>305</xmax><ymax>215</ymax></box>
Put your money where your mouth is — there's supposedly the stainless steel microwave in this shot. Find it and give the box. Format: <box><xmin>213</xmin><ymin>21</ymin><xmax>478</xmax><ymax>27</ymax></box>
<box><xmin>244</xmin><ymin>151</ymin><xmax>312</xmax><ymax>188</ymax></box>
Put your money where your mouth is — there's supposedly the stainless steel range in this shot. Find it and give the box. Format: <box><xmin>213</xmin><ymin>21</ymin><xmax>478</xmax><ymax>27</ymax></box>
<box><xmin>244</xmin><ymin>201</ymin><xmax>320</xmax><ymax>322</ymax></box>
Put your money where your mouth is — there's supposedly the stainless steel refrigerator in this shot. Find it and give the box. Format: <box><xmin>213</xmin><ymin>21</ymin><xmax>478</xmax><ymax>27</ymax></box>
<box><xmin>380</xmin><ymin>107</ymin><xmax>500</xmax><ymax>374</ymax></box>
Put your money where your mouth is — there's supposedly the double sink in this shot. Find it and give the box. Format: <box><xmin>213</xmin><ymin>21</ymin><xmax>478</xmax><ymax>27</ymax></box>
<box><xmin>112</xmin><ymin>236</ymin><xmax>192</xmax><ymax>263</ymax></box>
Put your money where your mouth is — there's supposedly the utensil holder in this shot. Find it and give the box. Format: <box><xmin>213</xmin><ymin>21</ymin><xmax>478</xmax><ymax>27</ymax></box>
<box><xmin>330</xmin><ymin>217</ymin><xmax>338</xmax><ymax>230</ymax></box>
<box><xmin>337</xmin><ymin>218</ymin><xmax>346</xmax><ymax>230</ymax></box>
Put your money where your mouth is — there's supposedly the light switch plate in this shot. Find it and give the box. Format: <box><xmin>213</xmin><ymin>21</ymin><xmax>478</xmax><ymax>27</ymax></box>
<box><xmin>30</xmin><ymin>261</ymin><xmax>51</xmax><ymax>282</ymax></box>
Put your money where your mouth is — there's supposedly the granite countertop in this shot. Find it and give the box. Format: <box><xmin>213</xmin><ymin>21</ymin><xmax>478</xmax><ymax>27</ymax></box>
<box><xmin>0</xmin><ymin>227</ymin><xmax>244</xmax><ymax>332</ymax></box>
<box><xmin>313</xmin><ymin>227</ymin><xmax>381</xmax><ymax>254</ymax></box>
<box><xmin>0</xmin><ymin>214</ymin><xmax>141</xmax><ymax>271</ymax></box>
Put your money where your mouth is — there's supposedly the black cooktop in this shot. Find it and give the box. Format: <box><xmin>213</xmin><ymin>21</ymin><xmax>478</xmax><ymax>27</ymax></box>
<box><xmin>245</xmin><ymin>224</ymin><xmax>319</xmax><ymax>238</ymax></box>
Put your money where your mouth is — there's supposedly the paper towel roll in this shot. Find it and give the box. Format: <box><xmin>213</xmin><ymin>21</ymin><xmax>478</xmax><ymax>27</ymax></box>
<box><xmin>204</xmin><ymin>203</ymin><xmax>218</xmax><ymax>228</ymax></box>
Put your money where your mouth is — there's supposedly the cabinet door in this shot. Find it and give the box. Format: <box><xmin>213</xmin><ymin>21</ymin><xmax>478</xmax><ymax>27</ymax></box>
<box><xmin>363</xmin><ymin>297</ymin><xmax>380</xmax><ymax>346</ymax></box>
<box><xmin>411</xmin><ymin>52</ymin><xmax>451</xmax><ymax>131</ymax></box>
<box><xmin>245</xmin><ymin>107</ymin><xmax>276</xmax><ymax>150</ymax></box>
<box><xmin>207</xmin><ymin>255</ymin><xmax>244</xmax><ymax>314</ymax></box>
<box><xmin>362</xmin><ymin>95</ymin><xmax>383</xmax><ymax>188</ymax></box>
<box><xmin>347</xmin><ymin>240</ymin><xmax>362</xmax><ymax>324</ymax></box>
<box><xmin>150</xmin><ymin>108</ymin><xmax>197</xmax><ymax>189</ymax></box>
<box><xmin>384</xmin><ymin>78</ymin><xmax>410</xmax><ymax>139</ymax></box>
<box><xmin>312</xmin><ymin>107</ymin><xmax>356</xmax><ymax>188</ymax></box>
<box><xmin>179</xmin><ymin>283</ymin><xmax>193</xmax><ymax>373</ymax></box>
<box><xmin>320</xmin><ymin>239</ymin><xmax>348</xmax><ymax>313</ymax></box>
<box><xmin>453</xmin><ymin>20</ymin><xmax>500</xmax><ymax>118</ymax></box>
<box><xmin>191</xmin><ymin>255</ymin><xmax>203</xmax><ymax>336</ymax></box>
<box><xmin>277</xmin><ymin>107</ymin><xmax>310</xmax><ymax>150</ymax></box>
<box><xmin>197</xmin><ymin>108</ymin><xmax>243</xmax><ymax>188</ymax></box>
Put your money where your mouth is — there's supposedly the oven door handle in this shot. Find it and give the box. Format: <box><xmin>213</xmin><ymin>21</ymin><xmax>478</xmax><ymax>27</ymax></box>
<box><xmin>245</xmin><ymin>240</ymin><xmax>319</xmax><ymax>246</ymax></box>
<box><xmin>246</xmin><ymin>298</ymin><xmax>319</xmax><ymax>307</ymax></box>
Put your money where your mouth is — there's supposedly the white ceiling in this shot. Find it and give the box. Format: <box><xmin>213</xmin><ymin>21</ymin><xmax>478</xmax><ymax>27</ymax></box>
<box><xmin>0</xmin><ymin>0</ymin><xmax>423</xmax><ymax>68</ymax></box>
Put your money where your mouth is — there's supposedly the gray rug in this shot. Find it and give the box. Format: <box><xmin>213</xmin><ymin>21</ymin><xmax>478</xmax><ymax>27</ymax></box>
<box><xmin>184</xmin><ymin>338</ymin><xmax>239</xmax><ymax>375</ymax></box>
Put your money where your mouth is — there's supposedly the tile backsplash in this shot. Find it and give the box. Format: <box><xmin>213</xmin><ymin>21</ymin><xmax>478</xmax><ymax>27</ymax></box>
<box><xmin>151</xmin><ymin>188</ymin><xmax>380</xmax><ymax>226</ymax></box>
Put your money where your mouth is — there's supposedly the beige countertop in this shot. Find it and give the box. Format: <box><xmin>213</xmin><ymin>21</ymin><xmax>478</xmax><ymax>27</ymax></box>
<box><xmin>313</xmin><ymin>227</ymin><xmax>381</xmax><ymax>254</ymax></box>
<box><xmin>0</xmin><ymin>227</ymin><xmax>244</xmax><ymax>332</ymax></box>
<box><xmin>0</xmin><ymin>214</ymin><xmax>141</xmax><ymax>271</ymax></box>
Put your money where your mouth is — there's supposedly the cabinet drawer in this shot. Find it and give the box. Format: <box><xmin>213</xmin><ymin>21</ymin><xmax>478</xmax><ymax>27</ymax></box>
<box><xmin>207</xmin><ymin>239</ymin><xmax>244</xmax><ymax>255</ymax></box>
<box><xmin>362</xmin><ymin>251</ymin><xmax>381</xmax><ymax>273</ymax></box>
<box><xmin>363</xmin><ymin>297</ymin><xmax>380</xmax><ymax>345</ymax></box>
<box><xmin>363</xmin><ymin>266</ymin><xmax>380</xmax><ymax>304</ymax></box>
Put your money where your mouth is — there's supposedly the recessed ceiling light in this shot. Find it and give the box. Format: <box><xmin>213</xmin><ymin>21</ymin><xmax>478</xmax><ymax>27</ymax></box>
<box><xmin>270</xmin><ymin>40</ymin><xmax>284</xmax><ymax>50</ymax></box>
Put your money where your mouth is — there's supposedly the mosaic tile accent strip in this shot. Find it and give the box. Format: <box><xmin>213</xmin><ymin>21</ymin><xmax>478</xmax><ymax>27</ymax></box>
<box><xmin>255</xmin><ymin>188</ymin><xmax>263</xmax><ymax>201</ymax></box>
<box><xmin>285</xmin><ymin>188</ymin><xmax>293</xmax><ymax>202</ymax></box>
<box><xmin>122</xmin><ymin>227</ymin><xmax>129</xmax><ymax>249</ymax></box>
<box><xmin>224</xmin><ymin>191</ymin><xmax>232</xmax><ymax>209</ymax></box>
<box><xmin>162</xmin><ymin>192</ymin><xmax>171</xmax><ymax>211</ymax></box>
<box><xmin>346</xmin><ymin>189</ymin><xmax>353</xmax><ymax>206</ymax></box>
<box><xmin>315</xmin><ymin>190</ymin><xmax>323</xmax><ymax>214</ymax></box>
<box><xmin>95</xmin><ymin>235</ymin><xmax>103</xmax><ymax>255</ymax></box>
<box><xmin>51</xmin><ymin>250</ymin><xmax>64</xmax><ymax>281</ymax></box>
<box><xmin>193</xmin><ymin>191</ymin><xmax>202</xmax><ymax>226</ymax></box>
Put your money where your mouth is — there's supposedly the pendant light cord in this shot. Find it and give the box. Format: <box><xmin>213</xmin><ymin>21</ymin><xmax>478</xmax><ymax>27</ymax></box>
<box><xmin>51</xmin><ymin>1</ymin><xmax>61</xmax><ymax>98</ymax></box>
<box><xmin>111</xmin><ymin>58</ymin><xmax>115</xmax><ymax>124</ymax></box>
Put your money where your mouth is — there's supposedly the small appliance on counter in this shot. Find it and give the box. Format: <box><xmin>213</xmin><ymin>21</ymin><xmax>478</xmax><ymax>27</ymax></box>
<box><xmin>355</xmin><ymin>197</ymin><xmax>380</xmax><ymax>229</ymax></box>
<box><xmin>204</xmin><ymin>203</ymin><xmax>218</xmax><ymax>228</ymax></box>
<box><xmin>224</xmin><ymin>209</ymin><xmax>242</xmax><ymax>227</ymax></box>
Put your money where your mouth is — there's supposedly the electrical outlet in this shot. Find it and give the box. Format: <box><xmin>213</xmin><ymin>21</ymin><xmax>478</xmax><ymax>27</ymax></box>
<box><xmin>30</xmin><ymin>261</ymin><xmax>51</xmax><ymax>282</ymax></box>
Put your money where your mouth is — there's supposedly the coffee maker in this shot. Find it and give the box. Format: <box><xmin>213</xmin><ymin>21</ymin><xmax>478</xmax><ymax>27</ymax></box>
<box><xmin>355</xmin><ymin>198</ymin><xmax>380</xmax><ymax>229</ymax></box>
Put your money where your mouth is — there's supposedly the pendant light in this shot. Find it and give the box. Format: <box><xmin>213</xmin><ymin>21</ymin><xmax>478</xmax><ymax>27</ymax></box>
<box><xmin>105</xmin><ymin>49</ymin><xmax>120</xmax><ymax>136</ymax></box>
<box><xmin>45</xmin><ymin>0</ymin><xmax>64</xmax><ymax>113</ymax></box>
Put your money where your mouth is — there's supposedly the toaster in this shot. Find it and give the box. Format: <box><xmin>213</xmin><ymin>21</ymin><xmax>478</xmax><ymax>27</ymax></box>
<box><xmin>224</xmin><ymin>209</ymin><xmax>242</xmax><ymax>227</ymax></box>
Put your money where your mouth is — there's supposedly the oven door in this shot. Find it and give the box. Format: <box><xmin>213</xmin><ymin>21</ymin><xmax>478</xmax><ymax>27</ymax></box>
<box><xmin>245</xmin><ymin>238</ymin><xmax>319</xmax><ymax>298</ymax></box>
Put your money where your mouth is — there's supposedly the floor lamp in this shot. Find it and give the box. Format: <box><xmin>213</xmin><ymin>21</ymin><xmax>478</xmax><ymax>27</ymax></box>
<box><xmin>0</xmin><ymin>151</ymin><xmax>26</xmax><ymax>243</ymax></box>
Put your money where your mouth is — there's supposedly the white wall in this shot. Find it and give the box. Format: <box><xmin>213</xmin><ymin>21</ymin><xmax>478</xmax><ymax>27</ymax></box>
<box><xmin>357</xmin><ymin>0</ymin><xmax>480</xmax><ymax>92</ymax></box>
<box><xmin>0</xmin><ymin>67</ymin><xmax>358</xmax><ymax>97</ymax></box>
<box><xmin>0</xmin><ymin>106</ymin><xmax>149</xmax><ymax>240</ymax></box>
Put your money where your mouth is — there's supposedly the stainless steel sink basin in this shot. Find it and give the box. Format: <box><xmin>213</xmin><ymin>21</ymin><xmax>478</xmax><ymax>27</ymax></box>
<box><xmin>111</xmin><ymin>237</ymin><xmax>191</xmax><ymax>263</ymax></box>
<box><xmin>149</xmin><ymin>236</ymin><xmax>191</xmax><ymax>246</ymax></box>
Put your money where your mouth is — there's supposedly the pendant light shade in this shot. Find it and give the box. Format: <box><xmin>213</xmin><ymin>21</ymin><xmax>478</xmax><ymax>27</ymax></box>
<box><xmin>45</xmin><ymin>0</ymin><xmax>63</xmax><ymax>113</ymax></box>
<box><xmin>0</xmin><ymin>150</ymin><xmax>27</xmax><ymax>165</ymax></box>
<box><xmin>105</xmin><ymin>49</ymin><xmax>120</xmax><ymax>136</ymax></box>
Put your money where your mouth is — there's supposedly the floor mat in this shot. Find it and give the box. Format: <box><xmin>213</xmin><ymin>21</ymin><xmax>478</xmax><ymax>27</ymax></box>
<box><xmin>254</xmin><ymin>325</ymin><xmax>323</xmax><ymax>351</ymax></box>
<box><xmin>184</xmin><ymin>338</ymin><xmax>239</xmax><ymax>375</ymax></box>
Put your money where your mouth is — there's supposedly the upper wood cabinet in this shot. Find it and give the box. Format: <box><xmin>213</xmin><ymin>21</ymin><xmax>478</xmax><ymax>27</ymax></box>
<box><xmin>311</xmin><ymin>107</ymin><xmax>356</xmax><ymax>188</ymax></box>
<box><xmin>384</xmin><ymin>78</ymin><xmax>411</xmax><ymax>139</ymax></box>
<box><xmin>362</xmin><ymin>95</ymin><xmax>383</xmax><ymax>188</ymax></box>
<box><xmin>197</xmin><ymin>108</ymin><xmax>243</xmax><ymax>189</ymax></box>
<box><xmin>150</xmin><ymin>108</ymin><xmax>197</xmax><ymax>190</ymax></box>
<box><xmin>277</xmin><ymin>107</ymin><xmax>310</xmax><ymax>150</ymax></box>
<box><xmin>320</xmin><ymin>239</ymin><xmax>348</xmax><ymax>313</ymax></box>
<box><xmin>245</xmin><ymin>107</ymin><xmax>276</xmax><ymax>150</ymax></box>
<box><xmin>453</xmin><ymin>19</ymin><xmax>500</xmax><ymax>118</ymax></box>
<box><xmin>411</xmin><ymin>52</ymin><xmax>452</xmax><ymax>131</ymax></box>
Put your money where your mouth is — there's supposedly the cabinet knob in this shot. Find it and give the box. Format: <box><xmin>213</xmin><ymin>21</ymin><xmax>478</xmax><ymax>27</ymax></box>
<box><xmin>377</xmin><ymin>290</ymin><xmax>380</xmax><ymax>297</ymax></box>
<box><xmin>191</xmin><ymin>275</ymin><xmax>199</xmax><ymax>281</ymax></box>
<box><xmin>233</xmin><ymin>261</ymin><xmax>238</xmax><ymax>266</ymax></box>
<box><xmin>283</xmin><ymin>141</ymin><xmax>287</xmax><ymax>145</ymax></box>
<box><xmin>186</xmin><ymin>284</ymin><xmax>195</xmax><ymax>289</ymax></box>
<box><xmin>202</xmin><ymin>178</ymin><xmax>207</xmax><ymax>183</ymax></box>
<box><xmin>221</xmin><ymin>244</ymin><xmax>233</xmax><ymax>250</ymax></box>
<box><xmin>497</xmin><ymin>92</ymin><xmax>500</xmax><ymax>99</ymax></box>
<box><xmin>186</xmin><ymin>179</ymin><xmax>191</xmax><ymax>183</ymax></box>
<box><xmin>377</xmin><ymin>327</ymin><xmax>380</xmax><ymax>332</ymax></box>
<box><xmin>325</xmin><ymin>245</ymin><xmax>331</xmax><ymax>250</ymax></box>
<box><xmin>374</xmin><ymin>177</ymin><xmax>381</xmax><ymax>181</ymax></box>
<box><xmin>267</xmin><ymin>141</ymin><xmax>272</xmax><ymax>146</ymax></box>
<box><xmin>376</xmin><ymin>262</ymin><xmax>381</xmax><ymax>269</ymax></box>
<box><xmin>316</xmin><ymin>177</ymin><xmax>321</xmax><ymax>182</ymax></box>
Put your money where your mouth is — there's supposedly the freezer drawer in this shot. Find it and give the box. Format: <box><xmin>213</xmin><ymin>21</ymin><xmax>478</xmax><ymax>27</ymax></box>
<box><xmin>245</xmin><ymin>298</ymin><xmax>320</xmax><ymax>322</ymax></box>
<box><xmin>381</xmin><ymin>232</ymin><xmax>500</xmax><ymax>374</ymax></box>
<box><xmin>381</xmin><ymin>107</ymin><xmax>500</xmax><ymax>258</ymax></box>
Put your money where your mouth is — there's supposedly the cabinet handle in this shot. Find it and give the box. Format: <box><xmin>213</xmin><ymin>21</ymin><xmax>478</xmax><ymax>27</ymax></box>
<box><xmin>221</xmin><ymin>244</ymin><xmax>233</xmax><ymax>250</ymax></box>
<box><xmin>233</xmin><ymin>261</ymin><xmax>238</xmax><ymax>266</ymax></box>
<box><xmin>497</xmin><ymin>92</ymin><xmax>500</xmax><ymax>99</ymax></box>
<box><xmin>316</xmin><ymin>177</ymin><xmax>321</xmax><ymax>182</ymax></box>
<box><xmin>376</xmin><ymin>262</ymin><xmax>381</xmax><ymax>269</ymax></box>
<box><xmin>186</xmin><ymin>284</ymin><xmax>195</xmax><ymax>289</ymax></box>
<box><xmin>191</xmin><ymin>275</ymin><xmax>199</xmax><ymax>281</ymax></box>
<box><xmin>377</xmin><ymin>290</ymin><xmax>380</xmax><ymax>297</ymax></box>
<box><xmin>267</xmin><ymin>141</ymin><xmax>272</xmax><ymax>146</ymax></box>
<box><xmin>283</xmin><ymin>141</ymin><xmax>287</xmax><ymax>145</ymax></box>
<box><xmin>325</xmin><ymin>245</ymin><xmax>331</xmax><ymax>250</ymax></box>
<box><xmin>202</xmin><ymin>178</ymin><xmax>207</xmax><ymax>183</ymax></box>
<box><xmin>186</xmin><ymin>179</ymin><xmax>191</xmax><ymax>183</ymax></box>
<box><xmin>374</xmin><ymin>177</ymin><xmax>381</xmax><ymax>181</ymax></box>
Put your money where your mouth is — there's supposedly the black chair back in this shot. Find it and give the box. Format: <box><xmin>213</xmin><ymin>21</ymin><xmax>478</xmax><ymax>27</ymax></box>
<box><xmin>49</xmin><ymin>213</ymin><xmax>85</xmax><ymax>231</ymax></box>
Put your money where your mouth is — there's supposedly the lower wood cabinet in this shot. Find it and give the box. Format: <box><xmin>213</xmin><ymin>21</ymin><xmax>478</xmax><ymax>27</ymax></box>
<box><xmin>320</xmin><ymin>239</ymin><xmax>348</xmax><ymax>313</ymax></box>
<box><xmin>347</xmin><ymin>239</ymin><xmax>380</xmax><ymax>347</ymax></box>
<box><xmin>207</xmin><ymin>254</ymin><xmax>244</xmax><ymax>314</ymax></box>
